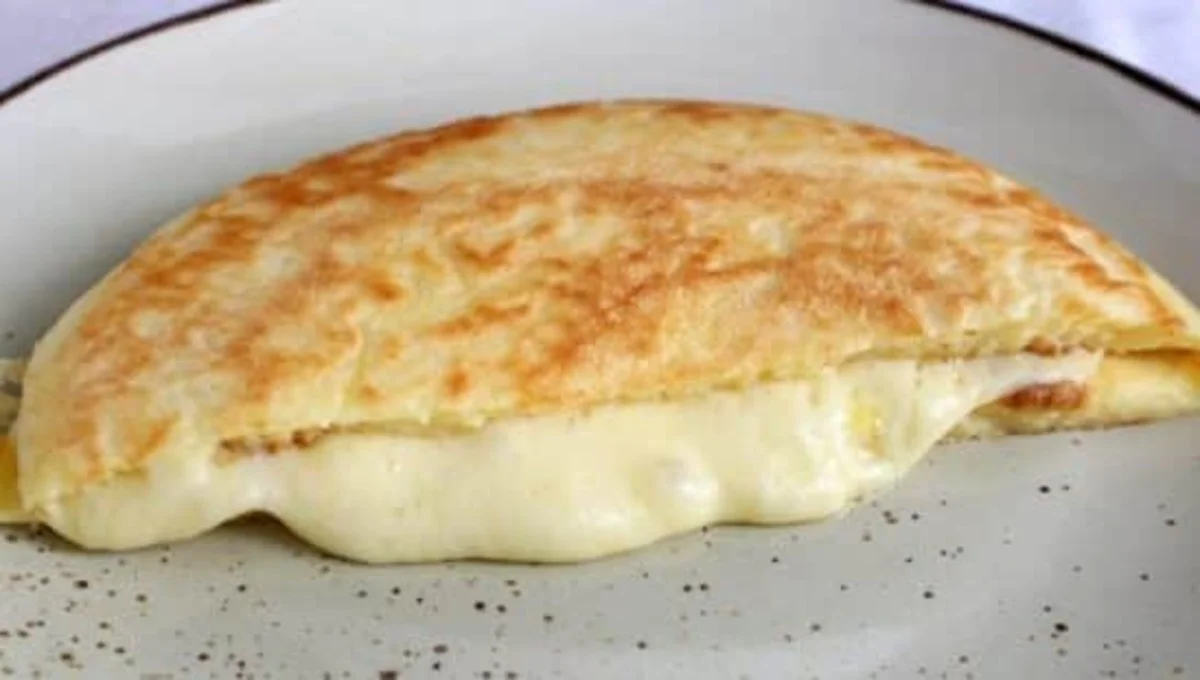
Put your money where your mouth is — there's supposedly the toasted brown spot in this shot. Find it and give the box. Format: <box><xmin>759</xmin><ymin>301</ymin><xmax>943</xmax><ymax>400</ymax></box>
<box><xmin>409</xmin><ymin>246</ymin><xmax>444</xmax><ymax>275</ymax></box>
<box><xmin>365</xmin><ymin>275</ymin><xmax>406</xmax><ymax>302</ymax></box>
<box><xmin>946</xmin><ymin>188</ymin><xmax>1003</xmax><ymax>210</ymax></box>
<box><xmin>379</xmin><ymin>337</ymin><xmax>406</xmax><ymax>361</ymax></box>
<box><xmin>434</xmin><ymin>303</ymin><xmax>531</xmax><ymax>338</ymax></box>
<box><xmin>445</xmin><ymin>369</ymin><xmax>470</xmax><ymax>397</ymax></box>
<box><xmin>215</xmin><ymin>420</ymin><xmax>479</xmax><ymax>464</ymax></box>
<box><xmin>1024</xmin><ymin>337</ymin><xmax>1065</xmax><ymax>356</ymax></box>
<box><xmin>381</xmin><ymin>116</ymin><xmax>508</xmax><ymax>170</ymax></box>
<box><xmin>527</xmin><ymin>102</ymin><xmax>593</xmax><ymax>121</ymax></box>
<box><xmin>661</xmin><ymin>101</ymin><xmax>748</xmax><ymax>123</ymax></box>
<box><xmin>218</xmin><ymin>426</ymin><xmax>329</xmax><ymax>462</ymax></box>
<box><xmin>127</xmin><ymin>419</ymin><xmax>174</xmax><ymax>464</ymax></box>
<box><xmin>291</xmin><ymin>428</ymin><xmax>323</xmax><ymax>447</ymax></box>
<box><xmin>245</xmin><ymin>175</ymin><xmax>332</xmax><ymax>208</ymax></box>
<box><xmin>1001</xmin><ymin>381</ymin><xmax>1088</xmax><ymax>410</ymax></box>
<box><xmin>918</xmin><ymin>156</ymin><xmax>970</xmax><ymax>173</ymax></box>
<box><xmin>357</xmin><ymin>384</ymin><xmax>385</xmax><ymax>403</ymax></box>
<box><xmin>529</xmin><ymin>219</ymin><xmax>556</xmax><ymax>240</ymax></box>
<box><xmin>454</xmin><ymin>238</ymin><xmax>516</xmax><ymax>271</ymax></box>
<box><xmin>865</xmin><ymin>135</ymin><xmax>929</xmax><ymax>155</ymax></box>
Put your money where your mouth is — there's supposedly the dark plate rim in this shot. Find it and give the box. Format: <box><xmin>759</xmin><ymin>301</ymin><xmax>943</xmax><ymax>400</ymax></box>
<box><xmin>0</xmin><ymin>0</ymin><xmax>1196</xmax><ymax>116</ymax></box>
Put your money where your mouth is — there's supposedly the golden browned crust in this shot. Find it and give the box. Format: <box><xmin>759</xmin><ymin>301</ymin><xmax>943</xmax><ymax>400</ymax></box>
<box><xmin>16</xmin><ymin>100</ymin><xmax>1200</xmax><ymax>505</ymax></box>
<box><xmin>999</xmin><ymin>381</ymin><xmax>1089</xmax><ymax>410</ymax></box>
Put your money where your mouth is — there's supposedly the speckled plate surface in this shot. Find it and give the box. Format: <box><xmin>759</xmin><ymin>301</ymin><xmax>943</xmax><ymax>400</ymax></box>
<box><xmin>1</xmin><ymin>1</ymin><xmax>1199</xmax><ymax>678</ymax></box>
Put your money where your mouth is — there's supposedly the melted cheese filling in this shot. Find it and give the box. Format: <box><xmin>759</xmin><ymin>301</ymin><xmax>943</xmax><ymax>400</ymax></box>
<box><xmin>31</xmin><ymin>352</ymin><xmax>1098</xmax><ymax>563</ymax></box>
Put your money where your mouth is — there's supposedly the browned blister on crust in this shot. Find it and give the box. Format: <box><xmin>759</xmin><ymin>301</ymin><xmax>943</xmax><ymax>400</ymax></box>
<box><xmin>15</xmin><ymin>100</ymin><xmax>1200</xmax><ymax>505</ymax></box>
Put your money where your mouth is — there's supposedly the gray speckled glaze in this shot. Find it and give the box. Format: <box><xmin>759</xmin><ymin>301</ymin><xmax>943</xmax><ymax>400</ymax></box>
<box><xmin>1</xmin><ymin>1</ymin><xmax>1198</xmax><ymax>678</ymax></box>
<box><xmin>3</xmin><ymin>429</ymin><xmax>1198</xmax><ymax>678</ymax></box>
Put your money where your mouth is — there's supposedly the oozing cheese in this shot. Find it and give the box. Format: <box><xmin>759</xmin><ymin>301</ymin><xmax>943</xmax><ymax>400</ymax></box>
<box><xmin>29</xmin><ymin>353</ymin><xmax>1097</xmax><ymax>563</ymax></box>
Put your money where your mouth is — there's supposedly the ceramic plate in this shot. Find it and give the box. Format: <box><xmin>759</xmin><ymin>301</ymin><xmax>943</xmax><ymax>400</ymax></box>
<box><xmin>1</xmin><ymin>1</ymin><xmax>1198</xmax><ymax>678</ymax></box>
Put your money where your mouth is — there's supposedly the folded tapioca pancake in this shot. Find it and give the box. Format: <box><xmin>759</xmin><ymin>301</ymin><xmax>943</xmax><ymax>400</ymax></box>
<box><xmin>3</xmin><ymin>100</ymin><xmax>1198</xmax><ymax>563</ymax></box>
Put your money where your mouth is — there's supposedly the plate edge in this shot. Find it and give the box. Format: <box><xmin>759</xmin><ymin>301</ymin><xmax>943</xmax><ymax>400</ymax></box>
<box><xmin>908</xmin><ymin>0</ymin><xmax>1200</xmax><ymax>115</ymax></box>
<box><xmin>0</xmin><ymin>0</ymin><xmax>274</xmax><ymax>106</ymax></box>
<box><xmin>0</xmin><ymin>0</ymin><xmax>1196</xmax><ymax>115</ymax></box>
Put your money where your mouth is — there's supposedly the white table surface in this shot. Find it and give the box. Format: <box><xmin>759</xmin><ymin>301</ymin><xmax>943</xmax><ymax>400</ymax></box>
<box><xmin>1</xmin><ymin>1</ymin><xmax>1198</xmax><ymax>100</ymax></box>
